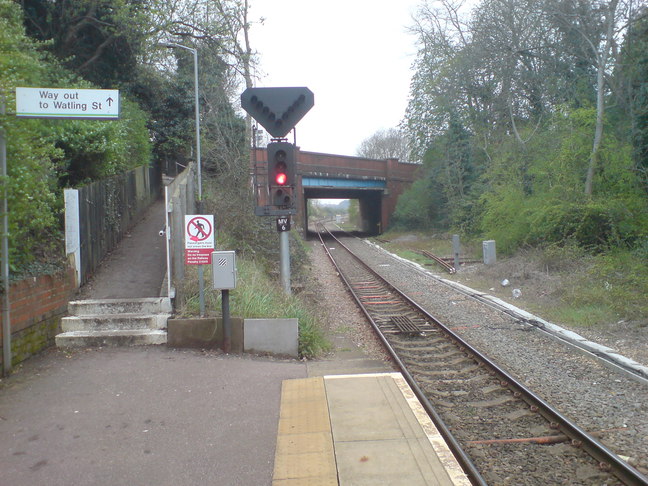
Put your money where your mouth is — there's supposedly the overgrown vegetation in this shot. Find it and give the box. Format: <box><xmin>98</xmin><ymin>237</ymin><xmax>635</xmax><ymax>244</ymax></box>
<box><xmin>175</xmin><ymin>178</ymin><xmax>330</xmax><ymax>358</ymax></box>
<box><xmin>1</xmin><ymin>0</ymin><xmax>151</xmax><ymax>271</ymax></box>
<box><xmin>393</xmin><ymin>0</ymin><xmax>648</xmax><ymax>257</ymax></box>
<box><xmin>385</xmin><ymin>0</ymin><xmax>648</xmax><ymax>329</ymax></box>
<box><xmin>178</xmin><ymin>257</ymin><xmax>329</xmax><ymax>358</ymax></box>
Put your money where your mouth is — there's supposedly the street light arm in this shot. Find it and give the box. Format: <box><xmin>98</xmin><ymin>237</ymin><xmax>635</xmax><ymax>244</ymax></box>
<box><xmin>162</xmin><ymin>42</ymin><xmax>197</xmax><ymax>54</ymax></box>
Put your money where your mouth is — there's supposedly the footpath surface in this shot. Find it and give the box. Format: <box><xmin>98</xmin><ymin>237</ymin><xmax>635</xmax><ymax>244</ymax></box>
<box><xmin>1</xmin><ymin>200</ymin><xmax>310</xmax><ymax>486</ymax></box>
<box><xmin>77</xmin><ymin>198</ymin><xmax>167</xmax><ymax>300</ymax></box>
<box><xmin>0</xmin><ymin>199</ymin><xmax>463</xmax><ymax>485</ymax></box>
<box><xmin>0</xmin><ymin>347</ymin><xmax>306</xmax><ymax>486</ymax></box>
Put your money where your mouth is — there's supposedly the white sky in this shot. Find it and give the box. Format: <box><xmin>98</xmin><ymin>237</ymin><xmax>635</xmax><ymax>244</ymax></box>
<box><xmin>248</xmin><ymin>0</ymin><xmax>422</xmax><ymax>157</ymax></box>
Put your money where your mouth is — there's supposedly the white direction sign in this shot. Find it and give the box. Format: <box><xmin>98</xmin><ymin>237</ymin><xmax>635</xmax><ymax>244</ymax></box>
<box><xmin>15</xmin><ymin>87</ymin><xmax>120</xmax><ymax>120</ymax></box>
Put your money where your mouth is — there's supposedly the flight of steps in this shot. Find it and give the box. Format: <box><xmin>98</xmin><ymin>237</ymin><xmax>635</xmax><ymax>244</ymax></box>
<box><xmin>55</xmin><ymin>297</ymin><xmax>172</xmax><ymax>348</ymax></box>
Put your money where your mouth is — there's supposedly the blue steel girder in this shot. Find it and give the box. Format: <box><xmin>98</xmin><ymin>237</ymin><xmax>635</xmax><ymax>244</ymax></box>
<box><xmin>301</xmin><ymin>176</ymin><xmax>386</xmax><ymax>189</ymax></box>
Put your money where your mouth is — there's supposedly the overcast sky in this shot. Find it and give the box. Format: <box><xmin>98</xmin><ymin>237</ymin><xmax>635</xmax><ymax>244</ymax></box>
<box><xmin>248</xmin><ymin>0</ymin><xmax>422</xmax><ymax>157</ymax></box>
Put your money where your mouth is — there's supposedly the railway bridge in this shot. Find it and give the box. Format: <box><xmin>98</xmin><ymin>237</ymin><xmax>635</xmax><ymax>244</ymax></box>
<box><xmin>252</xmin><ymin>148</ymin><xmax>420</xmax><ymax>234</ymax></box>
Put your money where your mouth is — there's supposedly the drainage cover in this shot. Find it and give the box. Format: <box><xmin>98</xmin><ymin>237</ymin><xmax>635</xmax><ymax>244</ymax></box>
<box><xmin>390</xmin><ymin>315</ymin><xmax>423</xmax><ymax>335</ymax></box>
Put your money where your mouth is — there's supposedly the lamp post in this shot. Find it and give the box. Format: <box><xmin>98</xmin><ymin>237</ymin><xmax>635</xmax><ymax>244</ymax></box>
<box><xmin>1</xmin><ymin>95</ymin><xmax>10</xmax><ymax>376</ymax></box>
<box><xmin>164</xmin><ymin>42</ymin><xmax>202</xmax><ymax>205</ymax></box>
<box><xmin>165</xmin><ymin>42</ymin><xmax>205</xmax><ymax>316</ymax></box>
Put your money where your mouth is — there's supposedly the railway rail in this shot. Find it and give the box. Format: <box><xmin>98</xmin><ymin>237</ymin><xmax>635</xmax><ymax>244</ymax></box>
<box><xmin>316</xmin><ymin>225</ymin><xmax>648</xmax><ymax>486</ymax></box>
<box><xmin>416</xmin><ymin>249</ymin><xmax>456</xmax><ymax>273</ymax></box>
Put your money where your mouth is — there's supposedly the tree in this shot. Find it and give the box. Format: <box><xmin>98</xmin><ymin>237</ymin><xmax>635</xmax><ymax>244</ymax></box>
<box><xmin>405</xmin><ymin>0</ymin><xmax>477</xmax><ymax>162</ymax></box>
<box><xmin>20</xmin><ymin>0</ymin><xmax>153</xmax><ymax>88</ymax></box>
<box><xmin>400</xmin><ymin>0</ymin><xmax>648</xmax><ymax>248</ymax></box>
<box><xmin>615</xmin><ymin>4</ymin><xmax>648</xmax><ymax>194</ymax></box>
<box><xmin>356</xmin><ymin>128</ymin><xmax>411</xmax><ymax>162</ymax></box>
<box><xmin>546</xmin><ymin>0</ymin><xmax>636</xmax><ymax>195</ymax></box>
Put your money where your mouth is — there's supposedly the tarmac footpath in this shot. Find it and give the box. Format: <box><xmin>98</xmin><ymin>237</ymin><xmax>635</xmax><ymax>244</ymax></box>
<box><xmin>1</xmin><ymin>334</ymin><xmax>470</xmax><ymax>486</ymax></box>
<box><xmin>0</xmin><ymin>346</ymin><xmax>306</xmax><ymax>486</ymax></box>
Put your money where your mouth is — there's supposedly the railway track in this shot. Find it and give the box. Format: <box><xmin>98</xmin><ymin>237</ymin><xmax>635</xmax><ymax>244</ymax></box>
<box><xmin>416</xmin><ymin>249</ymin><xmax>456</xmax><ymax>273</ymax></box>
<box><xmin>316</xmin><ymin>225</ymin><xmax>648</xmax><ymax>486</ymax></box>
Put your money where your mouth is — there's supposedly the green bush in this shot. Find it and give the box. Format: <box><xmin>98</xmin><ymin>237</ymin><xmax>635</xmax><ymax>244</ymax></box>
<box><xmin>526</xmin><ymin>199</ymin><xmax>637</xmax><ymax>250</ymax></box>
<box><xmin>478</xmin><ymin>107</ymin><xmax>648</xmax><ymax>253</ymax></box>
<box><xmin>391</xmin><ymin>178</ymin><xmax>440</xmax><ymax>230</ymax></box>
<box><xmin>52</xmin><ymin>99</ymin><xmax>151</xmax><ymax>185</ymax></box>
<box><xmin>479</xmin><ymin>185</ymin><xmax>532</xmax><ymax>253</ymax></box>
<box><xmin>1</xmin><ymin>0</ymin><xmax>61</xmax><ymax>269</ymax></box>
<box><xmin>1</xmin><ymin>0</ymin><xmax>151</xmax><ymax>270</ymax></box>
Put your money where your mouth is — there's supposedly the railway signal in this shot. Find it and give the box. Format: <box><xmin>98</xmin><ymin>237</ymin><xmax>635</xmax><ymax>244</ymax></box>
<box><xmin>241</xmin><ymin>87</ymin><xmax>314</xmax><ymax>138</ymax></box>
<box><xmin>267</xmin><ymin>141</ymin><xmax>295</xmax><ymax>209</ymax></box>
<box><xmin>241</xmin><ymin>87</ymin><xmax>314</xmax><ymax>297</ymax></box>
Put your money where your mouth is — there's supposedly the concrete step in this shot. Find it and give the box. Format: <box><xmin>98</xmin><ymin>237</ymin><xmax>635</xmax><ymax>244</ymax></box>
<box><xmin>68</xmin><ymin>297</ymin><xmax>172</xmax><ymax>317</ymax></box>
<box><xmin>57</xmin><ymin>297</ymin><xmax>172</xmax><ymax>349</ymax></box>
<box><xmin>55</xmin><ymin>329</ymin><xmax>167</xmax><ymax>348</ymax></box>
<box><xmin>61</xmin><ymin>313</ymin><xmax>170</xmax><ymax>332</ymax></box>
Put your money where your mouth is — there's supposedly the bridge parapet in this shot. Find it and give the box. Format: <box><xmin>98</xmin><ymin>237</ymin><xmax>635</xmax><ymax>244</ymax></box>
<box><xmin>298</xmin><ymin>151</ymin><xmax>389</xmax><ymax>179</ymax></box>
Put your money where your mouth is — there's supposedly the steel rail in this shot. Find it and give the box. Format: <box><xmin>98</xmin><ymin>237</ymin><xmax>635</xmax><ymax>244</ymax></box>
<box><xmin>417</xmin><ymin>249</ymin><xmax>456</xmax><ymax>273</ymax></box>
<box><xmin>316</xmin><ymin>227</ymin><xmax>488</xmax><ymax>486</ymax></box>
<box><xmin>318</xmin><ymin>225</ymin><xmax>648</xmax><ymax>486</ymax></box>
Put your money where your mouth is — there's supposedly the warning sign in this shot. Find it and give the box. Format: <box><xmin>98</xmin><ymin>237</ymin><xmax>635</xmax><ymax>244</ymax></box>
<box><xmin>185</xmin><ymin>215</ymin><xmax>214</xmax><ymax>265</ymax></box>
<box><xmin>185</xmin><ymin>248</ymin><xmax>213</xmax><ymax>265</ymax></box>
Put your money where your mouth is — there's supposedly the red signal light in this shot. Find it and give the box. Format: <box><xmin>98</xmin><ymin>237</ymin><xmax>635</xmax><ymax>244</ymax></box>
<box><xmin>274</xmin><ymin>161</ymin><xmax>288</xmax><ymax>185</ymax></box>
<box><xmin>276</xmin><ymin>171</ymin><xmax>287</xmax><ymax>185</ymax></box>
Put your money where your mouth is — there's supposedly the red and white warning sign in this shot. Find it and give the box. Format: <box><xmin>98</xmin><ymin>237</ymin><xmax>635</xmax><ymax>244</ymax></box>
<box><xmin>185</xmin><ymin>215</ymin><xmax>214</xmax><ymax>265</ymax></box>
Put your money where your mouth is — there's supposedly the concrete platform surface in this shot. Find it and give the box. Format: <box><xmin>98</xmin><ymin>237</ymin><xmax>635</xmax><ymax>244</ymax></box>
<box><xmin>274</xmin><ymin>373</ymin><xmax>470</xmax><ymax>486</ymax></box>
<box><xmin>0</xmin><ymin>347</ymin><xmax>306</xmax><ymax>486</ymax></box>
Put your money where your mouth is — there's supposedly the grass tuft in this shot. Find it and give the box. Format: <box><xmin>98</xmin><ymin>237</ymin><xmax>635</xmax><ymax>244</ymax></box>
<box><xmin>175</xmin><ymin>255</ymin><xmax>330</xmax><ymax>359</ymax></box>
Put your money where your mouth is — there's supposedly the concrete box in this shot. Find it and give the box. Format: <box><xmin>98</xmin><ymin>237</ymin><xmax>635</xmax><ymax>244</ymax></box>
<box><xmin>244</xmin><ymin>318</ymin><xmax>298</xmax><ymax>358</ymax></box>
<box><xmin>212</xmin><ymin>251</ymin><xmax>237</xmax><ymax>289</ymax></box>
<box><xmin>483</xmin><ymin>240</ymin><xmax>497</xmax><ymax>265</ymax></box>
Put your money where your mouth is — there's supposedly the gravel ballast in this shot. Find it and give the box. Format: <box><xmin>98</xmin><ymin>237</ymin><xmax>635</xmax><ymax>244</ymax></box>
<box><xmin>309</xmin><ymin>236</ymin><xmax>648</xmax><ymax>476</ymax></box>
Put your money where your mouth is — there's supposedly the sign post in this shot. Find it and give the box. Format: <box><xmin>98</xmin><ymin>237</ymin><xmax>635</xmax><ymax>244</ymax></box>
<box><xmin>212</xmin><ymin>251</ymin><xmax>237</xmax><ymax>353</ymax></box>
<box><xmin>1</xmin><ymin>96</ymin><xmax>9</xmax><ymax>377</ymax></box>
<box><xmin>276</xmin><ymin>216</ymin><xmax>290</xmax><ymax>232</ymax></box>
<box><xmin>185</xmin><ymin>215</ymin><xmax>214</xmax><ymax>316</ymax></box>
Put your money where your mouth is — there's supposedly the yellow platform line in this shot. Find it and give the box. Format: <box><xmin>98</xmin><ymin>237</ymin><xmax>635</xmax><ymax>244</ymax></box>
<box><xmin>273</xmin><ymin>377</ymin><xmax>339</xmax><ymax>486</ymax></box>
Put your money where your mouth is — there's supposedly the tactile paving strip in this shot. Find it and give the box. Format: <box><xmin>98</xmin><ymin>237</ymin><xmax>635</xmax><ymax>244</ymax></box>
<box><xmin>273</xmin><ymin>377</ymin><xmax>338</xmax><ymax>486</ymax></box>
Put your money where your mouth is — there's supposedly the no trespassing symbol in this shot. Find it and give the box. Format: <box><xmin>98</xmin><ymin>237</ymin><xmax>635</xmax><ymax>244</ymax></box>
<box><xmin>184</xmin><ymin>215</ymin><xmax>214</xmax><ymax>265</ymax></box>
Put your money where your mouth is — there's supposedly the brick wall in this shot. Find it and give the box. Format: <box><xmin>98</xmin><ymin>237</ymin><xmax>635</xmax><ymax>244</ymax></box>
<box><xmin>0</xmin><ymin>267</ymin><xmax>76</xmax><ymax>367</ymax></box>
